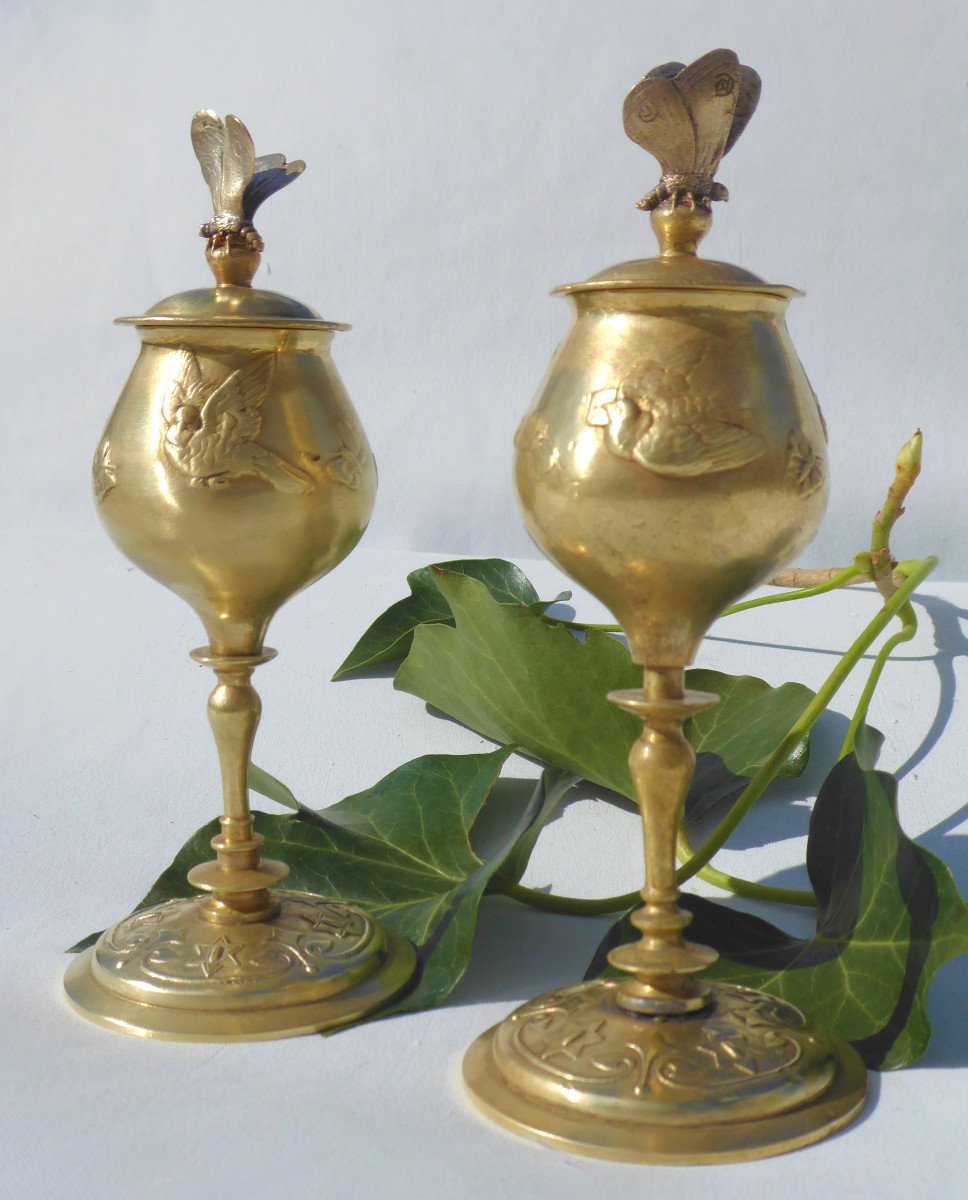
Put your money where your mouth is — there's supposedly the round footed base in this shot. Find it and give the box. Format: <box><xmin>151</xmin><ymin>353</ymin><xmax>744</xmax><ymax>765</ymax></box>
<box><xmin>463</xmin><ymin>979</ymin><xmax>866</xmax><ymax>1164</ymax></box>
<box><xmin>64</xmin><ymin>891</ymin><xmax>415</xmax><ymax>1041</ymax></box>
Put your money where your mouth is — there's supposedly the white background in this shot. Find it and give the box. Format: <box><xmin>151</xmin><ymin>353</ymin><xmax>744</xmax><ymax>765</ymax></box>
<box><xmin>2</xmin><ymin>0</ymin><xmax>967</xmax><ymax>572</ymax></box>
<box><xmin>3</xmin><ymin>4</ymin><xmax>968</xmax><ymax>1198</ymax></box>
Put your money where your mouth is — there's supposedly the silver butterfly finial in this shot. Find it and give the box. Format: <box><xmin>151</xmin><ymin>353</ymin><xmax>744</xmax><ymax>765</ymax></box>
<box><xmin>190</xmin><ymin>110</ymin><xmax>306</xmax><ymax>248</ymax></box>
<box><xmin>622</xmin><ymin>49</ymin><xmax>761</xmax><ymax>212</ymax></box>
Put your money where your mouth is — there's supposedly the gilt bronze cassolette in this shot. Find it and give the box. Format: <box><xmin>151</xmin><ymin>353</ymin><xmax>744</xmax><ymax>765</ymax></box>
<box><xmin>65</xmin><ymin>111</ymin><xmax>415</xmax><ymax>1040</ymax></box>
<box><xmin>463</xmin><ymin>50</ymin><xmax>867</xmax><ymax>1162</ymax></box>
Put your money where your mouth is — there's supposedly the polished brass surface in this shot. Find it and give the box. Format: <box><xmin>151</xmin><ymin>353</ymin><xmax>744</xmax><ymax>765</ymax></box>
<box><xmin>466</xmin><ymin>50</ymin><xmax>865</xmax><ymax>1161</ymax></box>
<box><xmin>464</xmin><ymin>981</ymin><xmax>866</xmax><ymax>1165</ymax></box>
<box><xmin>64</xmin><ymin>894</ymin><xmax>416</xmax><ymax>1042</ymax></box>
<box><xmin>67</xmin><ymin>111</ymin><xmax>415</xmax><ymax>1040</ymax></box>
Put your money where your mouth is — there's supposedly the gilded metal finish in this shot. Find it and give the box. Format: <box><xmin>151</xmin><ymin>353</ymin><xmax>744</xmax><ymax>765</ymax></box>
<box><xmin>64</xmin><ymin>894</ymin><xmax>416</xmax><ymax>1042</ymax></box>
<box><xmin>464</xmin><ymin>982</ymin><xmax>867</xmax><ymax>1165</ymax></box>
<box><xmin>66</xmin><ymin>112</ymin><xmax>415</xmax><ymax>1040</ymax></box>
<box><xmin>624</xmin><ymin>49</ymin><xmax>760</xmax><ymax>211</ymax></box>
<box><xmin>465</xmin><ymin>50</ymin><xmax>865</xmax><ymax>1161</ymax></box>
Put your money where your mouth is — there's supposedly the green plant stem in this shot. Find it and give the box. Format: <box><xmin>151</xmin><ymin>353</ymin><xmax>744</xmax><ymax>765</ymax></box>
<box><xmin>839</xmin><ymin>599</ymin><xmax>918</xmax><ymax>759</ymax></box>
<box><xmin>503</xmin><ymin>551</ymin><xmax>933</xmax><ymax>920</ymax></box>
<box><xmin>675</xmin><ymin>555</ymin><xmax>937</xmax><ymax>885</ymax></box>
<box><xmin>675</xmin><ymin>828</ymin><xmax>816</xmax><ymax>906</ymax></box>
<box><xmin>543</xmin><ymin>563</ymin><xmax>863</xmax><ymax>636</ymax></box>
<box><xmin>544</xmin><ymin>619</ymin><xmax>623</xmax><ymax>633</ymax></box>
<box><xmin>721</xmin><ymin>564</ymin><xmax>862</xmax><ymax>617</ymax></box>
<box><xmin>496</xmin><ymin>832</ymin><xmax>818</xmax><ymax>917</ymax></box>
<box><xmin>499</xmin><ymin>879</ymin><xmax>636</xmax><ymax>915</ymax></box>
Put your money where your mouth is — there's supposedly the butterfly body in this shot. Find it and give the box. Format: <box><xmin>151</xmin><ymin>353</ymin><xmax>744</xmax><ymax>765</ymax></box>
<box><xmin>623</xmin><ymin>50</ymin><xmax>760</xmax><ymax>212</ymax></box>
<box><xmin>190</xmin><ymin>111</ymin><xmax>305</xmax><ymax>250</ymax></box>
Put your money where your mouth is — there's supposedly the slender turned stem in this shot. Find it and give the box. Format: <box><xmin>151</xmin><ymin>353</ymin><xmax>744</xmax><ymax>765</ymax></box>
<box><xmin>209</xmin><ymin>662</ymin><xmax>261</xmax><ymax>838</ymax></box>
<box><xmin>606</xmin><ymin>668</ymin><xmax>718</xmax><ymax>1015</ymax></box>
<box><xmin>186</xmin><ymin>648</ymin><xmax>288</xmax><ymax>924</ymax></box>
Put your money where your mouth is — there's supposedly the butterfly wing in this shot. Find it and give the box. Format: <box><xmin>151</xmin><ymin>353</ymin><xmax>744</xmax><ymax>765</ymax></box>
<box><xmin>255</xmin><ymin>153</ymin><xmax>285</xmax><ymax>172</ymax></box>
<box><xmin>623</xmin><ymin>74</ymin><xmax>694</xmax><ymax>174</ymax></box>
<box><xmin>646</xmin><ymin>61</ymin><xmax>685</xmax><ymax>81</ymax></box>
<box><xmin>724</xmin><ymin>65</ymin><xmax>762</xmax><ymax>156</ymax></box>
<box><xmin>673</xmin><ymin>48</ymin><xmax>740</xmax><ymax>176</ymax></box>
<box><xmin>190</xmin><ymin>110</ymin><xmax>224</xmax><ymax>211</ymax></box>
<box><xmin>218</xmin><ymin>115</ymin><xmax>256</xmax><ymax>222</ymax></box>
<box><xmin>243</xmin><ymin>157</ymin><xmax>306</xmax><ymax>222</ymax></box>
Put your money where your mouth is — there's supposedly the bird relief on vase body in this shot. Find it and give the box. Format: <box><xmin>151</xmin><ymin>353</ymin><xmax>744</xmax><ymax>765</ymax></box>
<box><xmin>161</xmin><ymin>347</ymin><xmax>313</xmax><ymax>494</ymax></box>
<box><xmin>584</xmin><ymin>330</ymin><xmax>766</xmax><ymax>479</ymax></box>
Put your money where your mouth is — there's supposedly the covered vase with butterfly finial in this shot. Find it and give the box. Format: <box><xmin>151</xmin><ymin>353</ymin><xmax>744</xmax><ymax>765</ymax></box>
<box><xmin>465</xmin><ymin>50</ymin><xmax>864</xmax><ymax>1164</ymax></box>
<box><xmin>68</xmin><ymin>111</ymin><xmax>416</xmax><ymax>1041</ymax></box>
<box><xmin>514</xmin><ymin>49</ymin><xmax>829</xmax><ymax>668</ymax></box>
<box><xmin>93</xmin><ymin>110</ymin><xmax>377</xmax><ymax>657</ymax></box>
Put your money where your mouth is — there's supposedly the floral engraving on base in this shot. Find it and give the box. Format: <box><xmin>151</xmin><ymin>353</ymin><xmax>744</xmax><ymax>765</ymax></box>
<box><xmin>505</xmin><ymin>982</ymin><xmax>811</xmax><ymax>1099</ymax></box>
<box><xmin>97</xmin><ymin>896</ymin><xmax>374</xmax><ymax>990</ymax></box>
<box><xmin>161</xmin><ymin>346</ymin><xmax>313</xmax><ymax>493</ymax></box>
<box><xmin>92</xmin><ymin>438</ymin><xmax>116</xmax><ymax>503</ymax></box>
<box><xmin>585</xmin><ymin>340</ymin><xmax>764</xmax><ymax>478</ymax></box>
<box><xmin>786</xmin><ymin>426</ymin><xmax>825</xmax><ymax>498</ymax></box>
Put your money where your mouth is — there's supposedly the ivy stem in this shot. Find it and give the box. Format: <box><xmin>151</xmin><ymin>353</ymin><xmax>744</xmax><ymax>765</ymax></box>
<box><xmin>675</xmin><ymin>827</ymin><xmax>816</xmax><ymax>906</ymax></box>
<box><xmin>720</xmin><ymin>563</ymin><xmax>863</xmax><ymax>617</ymax></box>
<box><xmin>499</xmin><ymin>558</ymin><xmax>933</xmax><ymax>920</ymax></box>
<box><xmin>839</xmin><ymin>598</ymin><xmax>918</xmax><ymax>759</ymax></box>
<box><xmin>675</xmin><ymin>555</ymin><xmax>937</xmax><ymax>885</ymax></box>
<box><xmin>499</xmin><ymin>879</ymin><xmax>636</xmax><ymax>915</ymax></box>
<box><xmin>543</xmin><ymin>561</ymin><xmax>864</xmax><ymax>636</ymax></box>
<box><xmin>497</xmin><ymin>833</ymin><xmax>819</xmax><ymax>915</ymax></box>
<box><xmin>545</xmin><ymin>619</ymin><xmax>624</xmax><ymax>632</ymax></box>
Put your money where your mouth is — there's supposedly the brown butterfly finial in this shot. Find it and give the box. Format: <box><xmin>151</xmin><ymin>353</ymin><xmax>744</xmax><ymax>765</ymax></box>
<box><xmin>623</xmin><ymin>49</ymin><xmax>761</xmax><ymax>212</ymax></box>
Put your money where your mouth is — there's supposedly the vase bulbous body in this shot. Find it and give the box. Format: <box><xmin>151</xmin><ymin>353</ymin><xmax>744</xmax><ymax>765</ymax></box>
<box><xmin>93</xmin><ymin>286</ymin><xmax>376</xmax><ymax>656</ymax></box>
<box><xmin>514</xmin><ymin>259</ymin><xmax>828</xmax><ymax>666</ymax></box>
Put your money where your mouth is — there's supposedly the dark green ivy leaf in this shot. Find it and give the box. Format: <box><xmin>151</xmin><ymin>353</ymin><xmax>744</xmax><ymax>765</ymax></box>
<box><xmin>72</xmin><ymin>749</ymin><xmax>547</xmax><ymax>1016</ymax></box>
<box><xmin>394</xmin><ymin>571</ymin><xmax>811</xmax><ymax>800</ymax></box>
<box><xmin>332</xmin><ymin>557</ymin><xmax>568</xmax><ymax>679</ymax></box>
<box><xmin>588</xmin><ymin>755</ymin><xmax>968</xmax><ymax>1069</ymax></box>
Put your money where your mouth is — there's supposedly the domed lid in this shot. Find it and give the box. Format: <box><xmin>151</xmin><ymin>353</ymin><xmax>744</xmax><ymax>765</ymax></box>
<box><xmin>555</xmin><ymin>50</ymin><xmax>799</xmax><ymax>302</ymax></box>
<box><xmin>117</xmin><ymin>110</ymin><xmax>348</xmax><ymax>331</ymax></box>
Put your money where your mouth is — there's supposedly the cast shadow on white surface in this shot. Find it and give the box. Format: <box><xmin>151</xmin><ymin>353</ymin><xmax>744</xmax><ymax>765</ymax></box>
<box><xmin>903</xmin><ymin>592</ymin><xmax>968</xmax><ymax>789</ymax></box>
<box><xmin>918</xmin><ymin>941</ymin><xmax>968</xmax><ymax>1069</ymax></box>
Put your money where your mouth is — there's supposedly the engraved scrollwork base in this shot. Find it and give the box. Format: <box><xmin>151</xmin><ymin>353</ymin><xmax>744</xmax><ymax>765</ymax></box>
<box><xmin>463</xmin><ymin>979</ymin><xmax>867</xmax><ymax>1164</ymax></box>
<box><xmin>64</xmin><ymin>891</ymin><xmax>416</xmax><ymax>1042</ymax></box>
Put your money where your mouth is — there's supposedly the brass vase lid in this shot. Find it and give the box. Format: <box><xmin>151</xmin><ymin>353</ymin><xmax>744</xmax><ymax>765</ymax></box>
<box><xmin>555</xmin><ymin>49</ymin><xmax>799</xmax><ymax>300</ymax></box>
<box><xmin>118</xmin><ymin>110</ymin><xmax>348</xmax><ymax>331</ymax></box>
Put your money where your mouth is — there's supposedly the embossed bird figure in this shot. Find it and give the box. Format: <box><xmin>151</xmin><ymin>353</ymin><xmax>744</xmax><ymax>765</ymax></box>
<box><xmin>586</xmin><ymin>339</ymin><xmax>763</xmax><ymax>478</ymax></box>
<box><xmin>162</xmin><ymin>347</ymin><xmax>313</xmax><ymax>493</ymax></box>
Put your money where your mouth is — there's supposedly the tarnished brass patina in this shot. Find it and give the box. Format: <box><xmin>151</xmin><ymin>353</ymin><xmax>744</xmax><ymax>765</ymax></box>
<box><xmin>464</xmin><ymin>50</ymin><xmax>866</xmax><ymax>1161</ymax></box>
<box><xmin>65</xmin><ymin>111</ymin><xmax>415</xmax><ymax>1040</ymax></box>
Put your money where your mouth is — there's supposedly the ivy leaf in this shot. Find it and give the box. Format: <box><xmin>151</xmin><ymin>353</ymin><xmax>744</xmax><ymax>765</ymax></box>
<box><xmin>588</xmin><ymin>755</ymin><xmax>968</xmax><ymax>1069</ymax></box>
<box><xmin>248</xmin><ymin>761</ymin><xmax>299</xmax><ymax>810</ymax></box>
<box><xmin>683</xmin><ymin>756</ymin><xmax>748</xmax><ymax>827</ymax></box>
<box><xmin>394</xmin><ymin>571</ymin><xmax>811</xmax><ymax>800</ymax></box>
<box><xmin>333</xmin><ymin>558</ymin><xmax>569</xmax><ymax>679</ymax></box>
<box><xmin>685</xmin><ymin>668</ymin><xmax>813</xmax><ymax>779</ymax></box>
<box><xmin>71</xmin><ymin>749</ymin><xmax>546</xmax><ymax>1015</ymax></box>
